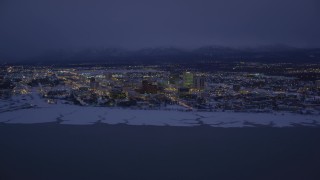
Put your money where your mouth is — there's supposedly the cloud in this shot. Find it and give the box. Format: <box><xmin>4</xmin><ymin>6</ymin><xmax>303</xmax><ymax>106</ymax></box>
<box><xmin>0</xmin><ymin>0</ymin><xmax>319</xmax><ymax>58</ymax></box>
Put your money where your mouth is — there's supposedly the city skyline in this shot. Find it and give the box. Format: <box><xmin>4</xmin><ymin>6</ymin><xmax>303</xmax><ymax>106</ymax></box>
<box><xmin>1</xmin><ymin>1</ymin><xmax>320</xmax><ymax>179</ymax></box>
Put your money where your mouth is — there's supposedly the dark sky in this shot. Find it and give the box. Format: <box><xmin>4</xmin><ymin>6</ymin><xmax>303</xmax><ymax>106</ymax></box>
<box><xmin>1</xmin><ymin>0</ymin><xmax>320</xmax><ymax>58</ymax></box>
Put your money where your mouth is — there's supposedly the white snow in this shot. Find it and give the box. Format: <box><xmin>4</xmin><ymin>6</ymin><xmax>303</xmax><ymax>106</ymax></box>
<box><xmin>0</xmin><ymin>95</ymin><xmax>319</xmax><ymax>127</ymax></box>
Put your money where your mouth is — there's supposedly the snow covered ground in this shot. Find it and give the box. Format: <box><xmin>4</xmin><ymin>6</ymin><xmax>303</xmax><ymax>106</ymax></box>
<box><xmin>0</xmin><ymin>94</ymin><xmax>319</xmax><ymax>127</ymax></box>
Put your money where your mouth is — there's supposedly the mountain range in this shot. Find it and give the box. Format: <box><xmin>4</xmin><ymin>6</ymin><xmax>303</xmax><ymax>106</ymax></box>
<box><xmin>1</xmin><ymin>45</ymin><xmax>320</xmax><ymax>65</ymax></box>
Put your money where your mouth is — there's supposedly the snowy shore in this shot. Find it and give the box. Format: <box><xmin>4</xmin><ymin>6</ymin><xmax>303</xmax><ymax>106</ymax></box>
<box><xmin>1</xmin><ymin>102</ymin><xmax>319</xmax><ymax>127</ymax></box>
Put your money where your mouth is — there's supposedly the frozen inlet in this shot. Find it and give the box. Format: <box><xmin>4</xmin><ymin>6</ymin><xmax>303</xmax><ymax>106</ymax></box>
<box><xmin>0</xmin><ymin>103</ymin><xmax>319</xmax><ymax>127</ymax></box>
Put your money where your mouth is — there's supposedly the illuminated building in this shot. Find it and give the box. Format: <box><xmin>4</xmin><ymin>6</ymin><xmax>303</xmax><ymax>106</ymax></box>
<box><xmin>316</xmin><ymin>80</ymin><xmax>320</xmax><ymax>88</ymax></box>
<box><xmin>193</xmin><ymin>76</ymin><xmax>205</xmax><ymax>90</ymax></box>
<box><xmin>141</xmin><ymin>80</ymin><xmax>158</xmax><ymax>94</ymax></box>
<box><xmin>183</xmin><ymin>72</ymin><xmax>193</xmax><ymax>88</ymax></box>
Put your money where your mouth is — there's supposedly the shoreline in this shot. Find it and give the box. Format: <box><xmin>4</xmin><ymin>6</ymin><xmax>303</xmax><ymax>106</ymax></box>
<box><xmin>1</xmin><ymin>104</ymin><xmax>319</xmax><ymax>127</ymax></box>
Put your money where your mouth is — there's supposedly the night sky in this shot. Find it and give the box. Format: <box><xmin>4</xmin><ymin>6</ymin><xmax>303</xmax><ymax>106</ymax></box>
<box><xmin>1</xmin><ymin>0</ymin><xmax>320</xmax><ymax>58</ymax></box>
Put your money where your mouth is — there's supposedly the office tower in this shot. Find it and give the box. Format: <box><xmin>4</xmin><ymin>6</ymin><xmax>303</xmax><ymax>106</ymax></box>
<box><xmin>193</xmin><ymin>76</ymin><xmax>205</xmax><ymax>90</ymax></box>
<box><xmin>183</xmin><ymin>72</ymin><xmax>193</xmax><ymax>88</ymax></box>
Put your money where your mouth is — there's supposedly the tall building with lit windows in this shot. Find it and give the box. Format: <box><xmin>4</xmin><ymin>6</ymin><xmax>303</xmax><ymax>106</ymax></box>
<box><xmin>193</xmin><ymin>76</ymin><xmax>205</xmax><ymax>90</ymax></box>
<box><xmin>183</xmin><ymin>72</ymin><xmax>193</xmax><ymax>88</ymax></box>
<box><xmin>316</xmin><ymin>80</ymin><xmax>320</xmax><ymax>88</ymax></box>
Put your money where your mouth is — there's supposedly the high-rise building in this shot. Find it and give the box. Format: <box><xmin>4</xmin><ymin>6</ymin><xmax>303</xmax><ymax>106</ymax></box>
<box><xmin>90</xmin><ymin>77</ymin><xmax>95</xmax><ymax>88</ymax></box>
<box><xmin>316</xmin><ymin>80</ymin><xmax>320</xmax><ymax>88</ymax></box>
<box><xmin>90</xmin><ymin>77</ymin><xmax>99</xmax><ymax>89</ymax></box>
<box><xmin>183</xmin><ymin>72</ymin><xmax>193</xmax><ymax>88</ymax></box>
<box><xmin>104</xmin><ymin>72</ymin><xmax>113</xmax><ymax>80</ymax></box>
<box><xmin>193</xmin><ymin>76</ymin><xmax>205</xmax><ymax>90</ymax></box>
<box><xmin>141</xmin><ymin>80</ymin><xmax>158</xmax><ymax>94</ymax></box>
<box><xmin>169</xmin><ymin>73</ymin><xmax>180</xmax><ymax>85</ymax></box>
